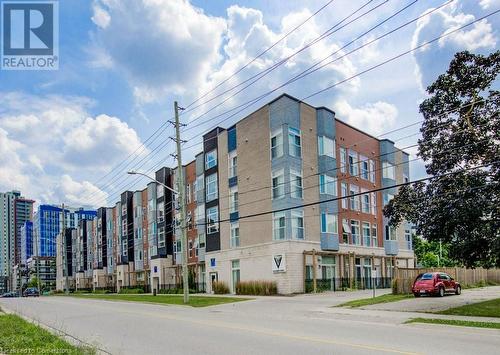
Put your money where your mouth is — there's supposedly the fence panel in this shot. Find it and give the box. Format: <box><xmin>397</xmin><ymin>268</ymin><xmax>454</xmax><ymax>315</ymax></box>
<box><xmin>394</xmin><ymin>267</ymin><xmax>500</xmax><ymax>294</ymax></box>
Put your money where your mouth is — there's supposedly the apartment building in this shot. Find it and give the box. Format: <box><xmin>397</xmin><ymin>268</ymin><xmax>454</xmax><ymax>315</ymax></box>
<box><xmin>199</xmin><ymin>94</ymin><xmax>414</xmax><ymax>294</ymax></box>
<box><xmin>55</xmin><ymin>94</ymin><xmax>413</xmax><ymax>295</ymax></box>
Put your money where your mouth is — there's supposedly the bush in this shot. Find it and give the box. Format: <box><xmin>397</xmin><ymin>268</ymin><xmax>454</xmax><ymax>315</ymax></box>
<box><xmin>236</xmin><ymin>280</ymin><xmax>277</xmax><ymax>296</ymax></box>
<box><xmin>212</xmin><ymin>281</ymin><xmax>229</xmax><ymax>294</ymax></box>
<box><xmin>391</xmin><ymin>279</ymin><xmax>399</xmax><ymax>294</ymax></box>
<box><xmin>119</xmin><ymin>288</ymin><xmax>144</xmax><ymax>294</ymax></box>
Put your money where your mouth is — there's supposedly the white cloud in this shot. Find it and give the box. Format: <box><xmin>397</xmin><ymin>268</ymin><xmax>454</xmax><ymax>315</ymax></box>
<box><xmin>479</xmin><ymin>0</ymin><xmax>500</xmax><ymax>9</ymax></box>
<box><xmin>91</xmin><ymin>4</ymin><xmax>111</xmax><ymax>29</ymax></box>
<box><xmin>412</xmin><ymin>3</ymin><xmax>497</xmax><ymax>91</ymax></box>
<box><xmin>57</xmin><ymin>175</ymin><xmax>108</xmax><ymax>207</ymax></box>
<box><xmin>335</xmin><ymin>99</ymin><xmax>398</xmax><ymax>136</ymax></box>
<box><xmin>0</xmin><ymin>92</ymin><xmax>143</xmax><ymax>206</ymax></box>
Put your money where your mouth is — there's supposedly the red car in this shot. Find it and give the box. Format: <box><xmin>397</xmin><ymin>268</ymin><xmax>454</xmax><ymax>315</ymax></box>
<box><xmin>412</xmin><ymin>272</ymin><xmax>461</xmax><ymax>297</ymax></box>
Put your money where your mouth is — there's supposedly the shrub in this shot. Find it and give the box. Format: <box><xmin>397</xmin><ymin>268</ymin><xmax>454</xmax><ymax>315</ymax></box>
<box><xmin>236</xmin><ymin>280</ymin><xmax>277</xmax><ymax>296</ymax></box>
<box><xmin>119</xmin><ymin>288</ymin><xmax>144</xmax><ymax>294</ymax></box>
<box><xmin>391</xmin><ymin>279</ymin><xmax>399</xmax><ymax>294</ymax></box>
<box><xmin>212</xmin><ymin>281</ymin><xmax>229</xmax><ymax>294</ymax></box>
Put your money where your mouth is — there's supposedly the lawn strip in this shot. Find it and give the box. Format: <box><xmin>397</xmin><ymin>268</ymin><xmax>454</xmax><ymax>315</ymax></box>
<box><xmin>335</xmin><ymin>293</ymin><xmax>413</xmax><ymax>308</ymax></box>
<box><xmin>406</xmin><ymin>317</ymin><xmax>500</xmax><ymax>329</ymax></box>
<box><xmin>436</xmin><ymin>298</ymin><xmax>500</xmax><ymax>318</ymax></box>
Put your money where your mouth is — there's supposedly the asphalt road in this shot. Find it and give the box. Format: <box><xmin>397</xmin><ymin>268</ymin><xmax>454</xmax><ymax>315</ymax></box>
<box><xmin>1</xmin><ymin>289</ymin><xmax>499</xmax><ymax>355</ymax></box>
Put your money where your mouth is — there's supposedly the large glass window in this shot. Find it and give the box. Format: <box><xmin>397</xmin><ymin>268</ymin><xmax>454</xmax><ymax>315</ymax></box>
<box><xmin>205</xmin><ymin>149</ymin><xmax>217</xmax><ymax>170</ymax></box>
<box><xmin>288</xmin><ymin>127</ymin><xmax>302</xmax><ymax>157</ymax></box>
<box><xmin>385</xmin><ymin>225</ymin><xmax>396</xmax><ymax>241</ymax></box>
<box><xmin>319</xmin><ymin>175</ymin><xmax>336</xmax><ymax>195</ymax></box>
<box><xmin>361</xmin><ymin>191</ymin><xmax>370</xmax><ymax>213</ymax></box>
<box><xmin>372</xmin><ymin>225</ymin><xmax>378</xmax><ymax>247</ymax></box>
<box><xmin>321</xmin><ymin>213</ymin><xmax>338</xmax><ymax>234</ymax></box>
<box><xmin>230</xmin><ymin>222</ymin><xmax>240</xmax><ymax>248</ymax></box>
<box><xmin>229</xmin><ymin>154</ymin><xmax>237</xmax><ymax>178</ymax></box>
<box><xmin>348</xmin><ymin>151</ymin><xmax>358</xmax><ymax>176</ymax></box>
<box><xmin>272</xmin><ymin>170</ymin><xmax>285</xmax><ymax>199</ymax></box>
<box><xmin>229</xmin><ymin>188</ymin><xmax>239</xmax><ymax>213</ymax></box>
<box><xmin>206</xmin><ymin>207</ymin><xmax>219</xmax><ymax>234</ymax></box>
<box><xmin>360</xmin><ymin>155</ymin><xmax>369</xmax><ymax>180</ymax></box>
<box><xmin>340</xmin><ymin>147</ymin><xmax>347</xmax><ymax>173</ymax></box>
<box><xmin>318</xmin><ymin>136</ymin><xmax>335</xmax><ymax>158</ymax></box>
<box><xmin>349</xmin><ymin>185</ymin><xmax>360</xmax><ymax>211</ymax></box>
<box><xmin>341</xmin><ymin>219</ymin><xmax>350</xmax><ymax>244</ymax></box>
<box><xmin>341</xmin><ymin>183</ymin><xmax>348</xmax><ymax>209</ymax></box>
<box><xmin>369</xmin><ymin>160</ymin><xmax>375</xmax><ymax>182</ymax></box>
<box><xmin>157</xmin><ymin>202</ymin><xmax>165</xmax><ymax>223</ymax></box>
<box><xmin>405</xmin><ymin>229</ymin><xmax>412</xmax><ymax>250</ymax></box>
<box><xmin>291</xmin><ymin>211</ymin><xmax>304</xmax><ymax>239</ymax></box>
<box><xmin>362</xmin><ymin>222</ymin><xmax>371</xmax><ymax>246</ymax></box>
<box><xmin>273</xmin><ymin>212</ymin><xmax>286</xmax><ymax>240</ymax></box>
<box><xmin>290</xmin><ymin>170</ymin><xmax>303</xmax><ymax>199</ymax></box>
<box><xmin>370</xmin><ymin>192</ymin><xmax>377</xmax><ymax>215</ymax></box>
<box><xmin>351</xmin><ymin>220</ymin><xmax>360</xmax><ymax>245</ymax></box>
<box><xmin>382</xmin><ymin>161</ymin><xmax>395</xmax><ymax>180</ymax></box>
<box><xmin>158</xmin><ymin>226</ymin><xmax>165</xmax><ymax>248</ymax></box>
<box><xmin>205</xmin><ymin>174</ymin><xmax>218</xmax><ymax>202</ymax></box>
<box><xmin>271</xmin><ymin>130</ymin><xmax>283</xmax><ymax>159</ymax></box>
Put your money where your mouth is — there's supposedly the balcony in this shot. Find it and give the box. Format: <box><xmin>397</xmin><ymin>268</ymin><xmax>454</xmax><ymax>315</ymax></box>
<box><xmin>320</xmin><ymin>234</ymin><xmax>339</xmax><ymax>251</ymax></box>
<box><xmin>384</xmin><ymin>240</ymin><xmax>399</xmax><ymax>255</ymax></box>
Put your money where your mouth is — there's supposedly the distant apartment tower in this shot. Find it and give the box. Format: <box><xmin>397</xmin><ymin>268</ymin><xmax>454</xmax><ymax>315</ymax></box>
<box><xmin>20</xmin><ymin>221</ymin><xmax>33</xmax><ymax>264</ymax></box>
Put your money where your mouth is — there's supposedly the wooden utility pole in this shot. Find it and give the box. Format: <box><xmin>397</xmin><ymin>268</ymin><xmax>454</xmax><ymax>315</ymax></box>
<box><xmin>62</xmin><ymin>204</ymin><xmax>69</xmax><ymax>294</ymax></box>
<box><xmin>174</xmin><ymin>101</ymin><xmax>189</xmax><ymax>304</ymax></box>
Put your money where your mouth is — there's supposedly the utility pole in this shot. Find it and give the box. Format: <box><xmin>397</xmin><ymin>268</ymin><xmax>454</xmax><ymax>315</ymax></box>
<box><xmin>62</xmin><ymin>204</ymin><xmax>69</xmax><ymax>294</ymax></box>
<box><xmin>36</xmin><ymin>229</ymin><xmax>41</xmax><ymax>292</ymax></box>
<box><xmin>173</xmin><ymin>101</ymin><xmax>189</xmax><ymax>304</ymax></box>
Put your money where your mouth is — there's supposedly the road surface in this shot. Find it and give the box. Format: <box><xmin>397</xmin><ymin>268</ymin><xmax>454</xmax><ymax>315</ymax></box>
<box><xmin>1</xmin><ymin>289</ymin><xmax>499</xmax><ymax>355</ymax></box>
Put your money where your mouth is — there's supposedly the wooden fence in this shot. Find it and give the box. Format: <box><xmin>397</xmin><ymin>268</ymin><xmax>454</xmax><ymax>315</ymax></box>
<box><xmin>394</xmin><ymin>267</ymin><xmax>500</xmax><ymax>294</ymax></box>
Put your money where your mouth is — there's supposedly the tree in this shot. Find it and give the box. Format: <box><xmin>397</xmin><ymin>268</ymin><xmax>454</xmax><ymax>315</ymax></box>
<box><xmin>384</xmin><ymin>51</ymin><xmax>499</xmax><ymax>268</ymax></box>
<box><xmin>27</xmin><ymin>277</ymin><xmax>40</xmax><ymax>289</ymax></box>
<box><xmin>412</xmin><ymin>235</ymin><xmax>457</xmax><ymax>268</ymax></box>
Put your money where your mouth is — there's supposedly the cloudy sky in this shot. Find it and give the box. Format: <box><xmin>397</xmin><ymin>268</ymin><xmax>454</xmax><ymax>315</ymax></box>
<box><xmin>0</xmin><ymin>0</ymin><xmax>498</xmax><ymax>208</ymax></box>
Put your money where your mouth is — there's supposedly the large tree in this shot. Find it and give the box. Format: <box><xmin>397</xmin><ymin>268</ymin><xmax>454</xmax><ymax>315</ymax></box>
<box><xmin>384</xmin><ymin>51</ymin><xmax>499</xmax><ymax>268</ymax></box>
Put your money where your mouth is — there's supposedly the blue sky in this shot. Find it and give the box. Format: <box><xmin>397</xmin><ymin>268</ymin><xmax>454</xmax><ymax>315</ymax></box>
<box><xmin>0</xmin><ymin>0</ymin><xmax>498</xmax><ymax>207</ymax></box>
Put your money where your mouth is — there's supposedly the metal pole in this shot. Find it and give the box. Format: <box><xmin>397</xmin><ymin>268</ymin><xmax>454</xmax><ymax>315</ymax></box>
<box><xmin>174</xmin><ymin>101</ymin><xmax>189</xmax><ymax>304</ymax></box>
<box><xmin>62</xmin><ymin>204</ymin><xmax>69</xmax><ymax>294</ymax></box>
<box><xmin>36</xmin><ymin>227</ymin><xmax>41</xmax><ymax>293</ymax></box>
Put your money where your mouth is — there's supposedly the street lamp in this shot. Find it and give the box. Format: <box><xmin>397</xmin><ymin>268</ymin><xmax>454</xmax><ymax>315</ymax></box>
<box><xmin>127</xmin><ymin>170</ymin><xmax>189</xmax><ymax>303</ymax></box>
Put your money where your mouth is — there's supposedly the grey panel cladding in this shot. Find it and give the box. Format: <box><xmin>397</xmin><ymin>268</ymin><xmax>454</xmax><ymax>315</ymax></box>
<box><xmin>269</xmin><ymin>95</ymin><xmax>300</xmax><ymax>131</ymax></box>
<box><xmin>379</xmin><ymin>139</ymin><xmax>396</xmax><ymax>164</ymax></box>
<box><xmin>402</xmin><ymin>151</ymin><xmax>410</xmax><ymax>178</ymax></box>
<box><xmin>195</xmin><ymin>154</ymin><xmax>204</xmax><ymax>176</ymax></box>
<box><xmin>316</xmin><ymin>108</ymin><xmax>335</xmax><ymax>138</ymax></box>
<box><xmin>203</xmin><ymin>128</ymin><xmax>221</xmax><ymax>253</ymax></box>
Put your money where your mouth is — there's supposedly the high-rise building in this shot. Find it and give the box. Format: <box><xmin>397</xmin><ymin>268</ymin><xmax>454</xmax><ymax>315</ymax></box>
<box><xmin>14</xmin><ymin>196</ymin><xmax>34</xmax><ymax>265</ymax></box>
<box><xmin>20</xmin><ymin>221</ymin><xmax>33</xmax><ymax>264</ymax></box>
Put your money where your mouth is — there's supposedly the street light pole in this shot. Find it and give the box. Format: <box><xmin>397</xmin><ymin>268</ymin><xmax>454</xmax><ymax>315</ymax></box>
<box><xmin>173</xmin><ymin>101</ymin><xmax>189</xmax><ymax>304</ymax></box>
<box><xmin>62</xmin><ymin>204</ymin><xmax>69</xmax><ymax>294</ymax></box>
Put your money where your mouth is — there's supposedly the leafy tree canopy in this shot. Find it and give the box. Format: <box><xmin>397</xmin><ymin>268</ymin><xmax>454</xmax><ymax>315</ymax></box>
<box><xmin>384</xmin><ymin>51</ymin><xmax>499</xmax><ymax>268</ymax></box>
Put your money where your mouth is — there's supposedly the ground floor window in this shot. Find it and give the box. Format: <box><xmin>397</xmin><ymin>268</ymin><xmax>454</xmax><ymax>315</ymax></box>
<box><xmin>231</xmin><ymin>260</ymin><xmax>240</xmax><ymax>293</ymax></box>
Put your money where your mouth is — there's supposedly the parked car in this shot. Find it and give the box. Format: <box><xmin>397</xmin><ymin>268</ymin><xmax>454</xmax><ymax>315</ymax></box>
<box><xmin>412</xmin><ymin>272</ymin><xmax>461</xmax><ymax>297</ymax></box>
<box><xmin>1</xmin><ymin>291</ymin><xmax>18</xmax><ymax>298</ymax></box>
<box><xmin>23</xmin><ymin>287</ymin><xmax>40</xmax><ymax>297</ymax></box>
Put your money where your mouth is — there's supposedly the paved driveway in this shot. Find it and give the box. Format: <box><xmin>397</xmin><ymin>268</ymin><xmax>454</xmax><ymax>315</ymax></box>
<box><xmin>363</xmin><ymin>286</ymin><xmax>500</xmax><ymax>312</ymax></box>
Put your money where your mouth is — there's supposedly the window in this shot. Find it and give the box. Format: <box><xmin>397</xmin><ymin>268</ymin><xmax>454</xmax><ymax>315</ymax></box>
<box><xmin>348</xmin><ymin>151</ymin><xmax>358</xmax><ymax>176</ymax></box>
<box><xmin>156</xmin><ymin>184</ymin><xmax>164</xmax><ymax>198</ymax></box>
<box><xmin>361</xmin><ymin>191</ymin><xmax>370</xmax><ymax>213</ymax></box>
<box><xmin>229</xmin><ymin>154</ymin><xmax>237</xmax><ymax>178</ymax></box>
<box><xmin>291</xmin><ymin>211</ymin><xmax>304</xmax><ymax>239</ymax></box>
<box><xmin>351</xmin><ymin>220</ymin><xmax>360</xmax><ymax>245</ymax></box>
<box><xmin>383</xmin><ymin>193</ymin><xmax>394</xmax><ymax>205</ymax></box>
<box><xmin>360</xmin><ymin>156</ymin><xmax>369</xmax><ymax>180</ymax></box>
<box><xmin>229</xmin><ymin>188</ymin><xmax>238</xmax><ymax>213</ymax></box>
<box><xmin>371</xmin><ymin>224</ymin><xmax>378</xmax><ymax>246</ymax></box>
<box><xmin>405</xmin><ymin>229</ymin><xmax>412</xmax><ymax>250</ymax></box>
<box><xmin>290</xmin><ymin>170</ymin><xmax>303</xmax><ymax>198</ymax></box>
<box><xmin>157</xmin><ymin>202</ymin><xmax>165</xmax><ymax>223</ymax></box>
<box><xmin>362</xmin><ymin>222</ymin><xmax>371</xmax><ymax>247</ymax></box>
<box><xmin>349</xmin><ymin>185</ymin><xmax>360</xmax><ymax>211</ymax></box>
<box><xmin>288</xmin><ymin>127</ymin><xmax>301</xmax><ymax>157</ymax></box>
<box><xmin>318</xmin><ymin>136</ymin><xmax>335</xmax><ymax>158</ymax></box>
<box><xmin>370</xmin><ymin>192</ymin><xmax>377</xmax><ymax>215</ymax></box>
<box><xmin>271</xmin><ymin>130</ymin><xmax>283</xmax><ymax>159</ymax></box>
<box><xmin>385</xmin><ymin>225</ymin><xmax>396</xmax><ymax>241</ymax></box>
<box><xmin>340</xmin><ymin>147</ymin><xmax>347</xmax><ymax>173</ymax></box>
<box><xmin>158</xmin><ymin>226</ymin><xmax>165</xmax><ymax>248</ymax></box>
<box><xmin>195</xmin><ymin>205</ymin><xmax>205</xmax><ymax>223</ymax></box>
<box><xmin>369</xmin><ymin>160</ymin><xmax>375</xmax><ymax>182</ymax></box>
<box><xmin>382</xmin><ymin>161</ymin><xmax>395</xmax><ymax>180</ymax></box>
<box><xmin>341</xmin><ymin>183</ymin><xmax>348</xmax><ymax>208</ymax></box>
<box><xmin>319</xmin><ymin>175</ymin><xmax>336</xmax><ymax>195</ymax></box>
<box><xmin>205</xmin><ymin>174</ymin><xmax>218</xmax><ymax>202</ymax></box>
<box><xmin>186</xmin><ymin>184</ymin><xmax>191</xmax><ymax>204</ymax></box>
<box><xmin>321</xmin><ymin>213</ymin><xmax>338</xmax><ymax>234</ymax></box>
<box><xmin>341</xmin><ymin>219</ymin><xmax>350</xmax><ymax>244</ymax></box>
<box><xmin>205</xmin><ymin>149</ymin><xmax>217</xmax><ymax>169</ymax></box>
<box><xmin>272</xmin><ymin>170</ymin><xmax>285</xmax><ymax>199</ymax></box>
<box><xmin>230</xmin><ymin>222</ymin><xmax>240</xmax><ymax>248</ymax></box>
<box><xmin>206</xmin><ymin>207</ymin><xmax>219</xmax><ymax>234</ymax></box>
<box><xmin>273</xmin><ymin>212</ymin><xmax>286</xmax><ymax>240</ymax></box>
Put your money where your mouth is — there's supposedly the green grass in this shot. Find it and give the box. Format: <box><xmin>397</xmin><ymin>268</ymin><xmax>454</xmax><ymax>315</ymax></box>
<box><xmin>335</xmin><ymin>293</ymin><xmax>413</xmax><ymax>308</ymax></box>
<box><xmin>66</xmin><ymin>293</ymin><xmax>251</xmax><ymax>307</ymax></box>
<box><xmin>406</xmin><ymin>317</ymin><xmax>500</xmax><ymax>329</ymax></box>
<box><xmin>436</xmin><ymin>298</ymin><xmax>500</xmax><ymax>318</ymax></box>
<box><xmin>0</xmin><ymin>311</ymin><xmax>94</xmax><ymax>354</ymax></box>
